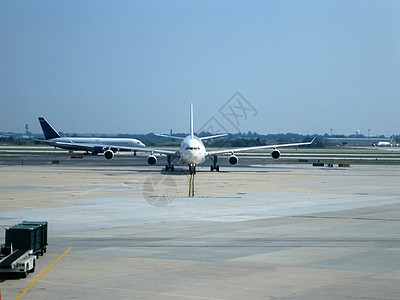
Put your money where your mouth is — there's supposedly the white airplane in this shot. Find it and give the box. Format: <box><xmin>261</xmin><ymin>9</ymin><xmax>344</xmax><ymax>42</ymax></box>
<box><xmin>376</xmin><ymin>137</ymin><xmax>395</xmax><ymax>147</ymax></box>
<box><xmin>376</xmin><ymin>141</ymin><xmax>392</xmax><ymax>147</ymax></box>
<box><xmin>38</xmin><ymin>117</ymin><xmax>145</xmax><ymax>158</ymax></box>
<box><xmin>111</xmin><ymin>103</ymin><xmax>315</xmax><ymax>173</ymax></box>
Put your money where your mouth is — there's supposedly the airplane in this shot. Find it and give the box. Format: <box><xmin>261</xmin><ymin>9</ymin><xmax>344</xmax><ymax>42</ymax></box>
<box><xmin>376</xmin><ymin>137</ymin><xmax>396</xmax><ymax>147</ymax></box>
<box><xmin>376</xmin><ymin>141</ymin><xmax>392</xmax><ymax>147</ymax></box>
<box><xmin>38</xmin><ymin>117</ymin><xmax>146</xmax><ymax>158</ymax></box>
<box><xmin>104</xmin><ymin>103</ymin><xmax>315</xmax><ymax>173</ymax></box>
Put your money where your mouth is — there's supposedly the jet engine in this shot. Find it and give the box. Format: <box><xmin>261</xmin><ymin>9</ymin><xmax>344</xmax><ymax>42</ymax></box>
<box><xmin>147</xmin><ymin>155</ymin><xmax>157</xmax><ymax>165</ymax></box>
<box><xmin>104</xmin><ymin>149</ymin><xmax>114</xmax><ymax>160</ymax></box>
<box><xmin>271</xmin><ymin>149</ymin><xmax>281</xmax><ymax>159</ymax></box>
<box><xmin>228</xmin><ymin>155</ymin><xmax>239</xmax><ymax>165</ymax></box>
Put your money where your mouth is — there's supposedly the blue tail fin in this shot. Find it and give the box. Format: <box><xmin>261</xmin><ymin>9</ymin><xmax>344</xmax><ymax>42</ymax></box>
<box><xmin>38</xmin><ymin>117</ymin><xmax>61</xmax><ymax>139</ymax></box>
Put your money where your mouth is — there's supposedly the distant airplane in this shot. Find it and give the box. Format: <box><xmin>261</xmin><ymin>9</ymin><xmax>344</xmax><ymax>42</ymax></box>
<box><xmin>376</xmin><ymin>137</ymin><xmax>395</xmax><ymax>147</ymax></box>
<box><xmin>376</xmin><ymin>141</ymin><xmax>392</xmax><ymax>147</ymax></box>
<box><xmin>38</xmin><ymin>117</ymin><xmax>145</xmax><ymax>158</ymax></box>
<box><xmin>105</xmin><ymin>103</ymin><xmax>315</xmax><ymax>173</ymax></box>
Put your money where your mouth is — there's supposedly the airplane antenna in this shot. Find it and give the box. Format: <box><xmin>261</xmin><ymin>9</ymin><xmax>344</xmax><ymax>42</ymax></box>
<box><xmin>190</xmin><ymin>102</ymin><xmax>194</xmax><ymax>138</ymax></box>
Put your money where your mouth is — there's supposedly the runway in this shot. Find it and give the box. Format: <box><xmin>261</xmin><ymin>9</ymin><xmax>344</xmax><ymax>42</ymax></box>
<box><xmin>0</xmin><ymin>151</ymin><xmax>400</xmax><ymax>299</ymax></box>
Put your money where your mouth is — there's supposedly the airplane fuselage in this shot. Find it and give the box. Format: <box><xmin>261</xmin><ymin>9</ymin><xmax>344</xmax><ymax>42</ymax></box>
<box><xmin>179</xmin><ymin>136</ymin><xmax>206</xmax><ymax>166</ymax></box>
<box><xmin>377</xmin><ymin>142</ymin><xmax>392</xmax><ymax>147</ymax></box>
<box><xmin>49</xmin><ymin>137</ymin><xmax>145</xmax><ymax>151</ymax></box>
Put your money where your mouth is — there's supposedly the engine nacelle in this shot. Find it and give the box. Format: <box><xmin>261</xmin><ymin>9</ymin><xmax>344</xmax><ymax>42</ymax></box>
<box><xmin>104</xmin><ymin>149</ymin><xmax>114</xmax><ymax>160</ymax></box>
<box><xmin>228</xmin><ymin>155</ymin><xmax>239</xmax><ymax>165</ymax></box>
<box><xmin>271</xmin><ymin>149</ymin><xmax>281</xmax><ymax>159</ymax></box>
<box><xmin>147</xmin><ymin>155</ymin><xmax>157</xmax><ymax>165</ymax></box>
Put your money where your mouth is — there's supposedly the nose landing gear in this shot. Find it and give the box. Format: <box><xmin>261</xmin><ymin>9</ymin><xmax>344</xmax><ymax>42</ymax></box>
<box><xmin>189</xmin><ymin>165</ymin><xmax>196</xmax><ymax>175</ymax></box>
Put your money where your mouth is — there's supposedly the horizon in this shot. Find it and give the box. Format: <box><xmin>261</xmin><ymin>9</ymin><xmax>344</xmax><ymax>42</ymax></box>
<box><xmin>1</xmin><ymin>129</ymin><xmax>395</xmax><ymax>139</ymax></box>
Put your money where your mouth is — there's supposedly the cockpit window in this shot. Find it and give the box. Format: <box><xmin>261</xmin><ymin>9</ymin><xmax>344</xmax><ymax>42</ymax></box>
<box><xmin>186</xmin><ymin>147</ymin><xmax>200</xmax><ymax>150</ymax></box>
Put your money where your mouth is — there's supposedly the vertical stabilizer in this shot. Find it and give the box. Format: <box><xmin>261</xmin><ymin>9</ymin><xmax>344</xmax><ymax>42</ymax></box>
<box><xmin>190</xmin><ymin>103</ymin><xmax>194</xmax><ymax>138</ymax></box>
<box><xmin>38</xmin><ymin>117</ymin><xmax>61</xmax><ymax>139</ymax></box>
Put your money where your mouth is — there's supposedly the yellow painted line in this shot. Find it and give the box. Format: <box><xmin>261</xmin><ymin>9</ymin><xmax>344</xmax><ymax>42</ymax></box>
<box><xmin>189</xmin><ymin>173</ymin><xmax>194</xmax><ymax>197</ymax></box>
<box><xmin>16</xmin><ymin>246</ymin><xmax>72</xmax><ymax>300</ymax></box>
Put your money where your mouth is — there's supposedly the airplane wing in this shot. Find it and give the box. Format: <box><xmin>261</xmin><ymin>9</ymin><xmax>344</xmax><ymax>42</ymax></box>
<box><xmin>206</xmin><ymin>138</ymin><xmax>315</xmax><ymax>156</ymax></box>
<box><xmin>96</xmin><ymin>144</ymin><xmax>179</xmax><ymax>156</ymax></box>
<box><xmin>154</xmin><ymin>133</ymin><xmax>185</xmax><ymax>140</ymax></box>
<box><xmin>68</xmin><ymin>143</ymin><xmax>178</xmax><ymax>156</ymax></box>
<box><xmin>155</xmin><ymin>133</ymin><xmax>228</xmax><ymax>140</ymax></box>
<box><xmin>35</xmin><ymin>139</ymin><xmax>96</xmax><ymax>152</ymax></box>
<box><xmin>37</xmin><ymin>139</ymin><xmax>178</xmax><ymax>156</ymax></box>
<box><xmin>54</xmin><ymin>141</ymin><xmax>94</xmax><ymax>151</ymax></box>
<box><xmin>199</xmin><ymin>133</ymin><xmax>228</xmax><ymax>140</ymax></box>
<box><xmin>123</xmin><ymin>146</ymin><xmax>178</xmax><ymax>156</ymax></box>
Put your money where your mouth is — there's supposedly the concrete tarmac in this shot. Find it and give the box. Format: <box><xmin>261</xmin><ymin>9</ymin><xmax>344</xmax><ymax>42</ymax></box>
<box><xmin>0</xmin><ymin>156</ymin><xmax>400</xmax><ymax>299</ymax></box>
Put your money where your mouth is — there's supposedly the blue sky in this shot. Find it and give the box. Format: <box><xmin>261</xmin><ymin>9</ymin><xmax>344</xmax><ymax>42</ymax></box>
<box><xmin>1</xmin><ymin>0</ymin><xmax>399</xmax><ymax>136</ymax></box>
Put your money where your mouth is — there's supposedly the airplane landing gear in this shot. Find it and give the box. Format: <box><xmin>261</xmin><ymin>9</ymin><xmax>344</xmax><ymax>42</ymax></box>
<box><xmin>165</xmin><ymin>155</ymin><xmax>175</xmax><ymax>171</ymax></box>
<box><xmin>165</xmin><ymin>165</ymin><xmax>175</xmax><ymax>171</ymax></box>
<box><xmin>210</xmin><ymin>155</ymin><xmax>220</xmax><ymax>172</ymax></box>
<box><xmin>189</xmin><ymin>165</ymin><xmax>196</xmax><ymax>174</ymax></box>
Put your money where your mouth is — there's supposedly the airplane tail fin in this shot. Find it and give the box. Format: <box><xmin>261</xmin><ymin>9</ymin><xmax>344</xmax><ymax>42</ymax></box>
<box><xmin>38</xmin><ymin>117</ymin><xmax>61</xmax><ymax>140</ymax></box>
<box><xmin>190</xmin><ymin>102</ymin><xmax>194</xmax><ymax>138</ymax></box>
